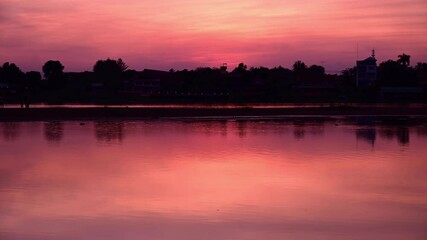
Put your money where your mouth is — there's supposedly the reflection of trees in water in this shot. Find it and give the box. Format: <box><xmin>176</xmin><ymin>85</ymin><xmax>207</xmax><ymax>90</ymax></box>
<box><xmin>188</xmin><ymin>120</ymin><xmax>326</xmax><ymax>139</ymax></box>
<box><xmin>356</xmin><ymin>128</ymin><xmax>376</xmax><ymax>146</ymax></box>
<box><xmin>292</xmin><ymin>121</ymin><xmax>306</xmax><ymax>140</ymax></box>
<box><xmin>293</xmin><ymin>127</ymin><xmax>305</xmax><ymax>139</ymax></box>
<box><xmin>189</xmin><ymin>121</ymin><xmax>228</xmax><ymax>136</ymax></box>
<box><xmin>356</xmin><ymin>117</ymin><xmax>376</xmax><ymax>126</ymax></box>
<box><xmin>1</xmin><ymin>122</ymin><xmax>21</xmax><ymax>141</ymax></box>
<box><xmin>218</xmin><ymin>120</ymin><xmax>247</xmax><ymax>137</ymax></box>
<box><xmin>95</xmin><ymin>121</ymin><xmax>124</xmax><ymax>143</ymax></box>
<box><xmin>308</xmin><ymin>123</ymin><xmax>325</xmax><ymax>136</ymax></box>
<box><xmin>44</xmin><ymin>122</ymin><xmax>64</xmax><ymax>142</ymax></box>
<box><xmin>396</xmin><ymin>127</ymin><xmax>409</xmax><ymax>145</ymax></box>
<box><xmin>378</xmin><ymin>128</ymin><xmax>394</xmax><ymax>140</ymax></box>
<box><xmin>378</xmin><ymin>127</ymin><xmax>410</xmax><ymax>145</ymax></box>
<box><xmin>289</xmin><ymin>122</ymin><xmax>325</xmax><ymax>140</ymax></box>
<box><xmin>218</xmin><ymin>121</ymin><xmax>228</xmax><ymax>136</ymax></box>
<box><xmin>236</xmin><ymin>121</ymin><xmax>247</xmax><ymax>138</ymax></box>
<box><xmin>416</xmin><ymin>126</ymin><xmax>427</xmax><ymax>137</ymax></box>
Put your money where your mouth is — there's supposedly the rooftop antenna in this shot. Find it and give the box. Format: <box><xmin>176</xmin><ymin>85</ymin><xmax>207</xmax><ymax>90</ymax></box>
<box><xmin>372</xmin><ymin>48</ymin><xmax>375</xmax><ymax>58</ymax></box>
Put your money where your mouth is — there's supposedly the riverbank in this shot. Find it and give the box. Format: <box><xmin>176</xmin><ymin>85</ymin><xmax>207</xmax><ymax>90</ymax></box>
<box><xmin>1</xmin><ymin>105</ymin><xmax>427</xmax><ymax>121</ymax></box>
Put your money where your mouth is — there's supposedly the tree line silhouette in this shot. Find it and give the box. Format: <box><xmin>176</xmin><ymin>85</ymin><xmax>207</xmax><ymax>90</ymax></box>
<box><xmin>0</xmin><ymin>55</ymin><xmax>426</xmax><ymax>105</ymax></box>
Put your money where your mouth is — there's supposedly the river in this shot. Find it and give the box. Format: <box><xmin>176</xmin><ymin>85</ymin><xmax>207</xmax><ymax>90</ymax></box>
<box><xmin>1</xmin><ymin>119</ymin><xmax>427</xmax><ymax>239</ymax></box>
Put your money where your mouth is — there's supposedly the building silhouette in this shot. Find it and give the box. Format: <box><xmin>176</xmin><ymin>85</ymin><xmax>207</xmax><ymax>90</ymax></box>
<box><xmin>356</xmin><ymin>50</ymin><xmax>377</xmax><ymax>87</ymax></box>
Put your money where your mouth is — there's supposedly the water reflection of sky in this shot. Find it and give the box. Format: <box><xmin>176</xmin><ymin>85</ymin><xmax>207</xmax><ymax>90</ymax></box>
<box><xmin>1</xmin><ymin>120</ymin><xmax>427</xmax><ymax>240</ymax></box>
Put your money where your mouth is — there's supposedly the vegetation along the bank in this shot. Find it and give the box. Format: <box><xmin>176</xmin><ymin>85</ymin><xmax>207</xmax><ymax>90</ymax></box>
<box><xmin>0</xmin><ymin>54</ymin><xmax>426</xmax><ymax>105</ymax></box>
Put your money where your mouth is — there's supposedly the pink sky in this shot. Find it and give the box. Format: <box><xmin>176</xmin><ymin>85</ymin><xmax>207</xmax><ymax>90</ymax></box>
<box><xmin>1</xmin><ymin>0</ymin><xmax>426</xmax><ymax>73</ymax></box>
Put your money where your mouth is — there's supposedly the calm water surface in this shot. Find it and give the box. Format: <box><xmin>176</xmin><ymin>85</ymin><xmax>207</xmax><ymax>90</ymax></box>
<box><xmin>1</xmin><ymin>119</ymin><xmax>427</xmax><ymax>240</ymax></box>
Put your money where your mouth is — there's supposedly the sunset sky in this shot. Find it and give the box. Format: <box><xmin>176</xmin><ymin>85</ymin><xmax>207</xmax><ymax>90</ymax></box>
<box><xmin>1</xmin><ymin>0</ymin><xmax>426</xmax><ymax>73</ymax></box>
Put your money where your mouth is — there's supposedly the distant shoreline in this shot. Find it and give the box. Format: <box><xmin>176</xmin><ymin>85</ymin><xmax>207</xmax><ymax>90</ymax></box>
<box><xmin>1</xmin><ymin>106</ymin><xmax>427</xmax><ymax>121</ymax></box>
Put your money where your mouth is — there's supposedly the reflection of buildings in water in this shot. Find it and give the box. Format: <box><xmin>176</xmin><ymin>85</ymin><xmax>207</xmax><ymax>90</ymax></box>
<box><xmin>95</xmin><ymin>121</ymin><xmax>124</xmax><ymax>143</ymax></box>
<box><xmin>355</xmin><ymin>126</ymin><xmax>411</xmax><ymax>146</ymax></box>
<box><xmin>44</xmin><ymin>122</ymin><xmax>64</xmax><ymax>142</ymax></box>
<box><xmin>1</xmin><ymin>122</ymin><xmax>21</xmax><ymax>141</ymax></box>
<box><xmin>356</xmin><ymin>128</ymin><xmax>376</xmax><ymax>146</ymax></box>
<box><xmin>378</xmin><ymin>127</ymin><xmax>410</xmax><ymax>145</ymax></box>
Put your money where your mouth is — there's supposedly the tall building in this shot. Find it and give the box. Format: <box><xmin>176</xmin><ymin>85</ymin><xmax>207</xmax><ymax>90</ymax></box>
<box><xmin>356</xmin><ymin>50</ymin><xmax>377</xmax><ymax>87</ymax></box>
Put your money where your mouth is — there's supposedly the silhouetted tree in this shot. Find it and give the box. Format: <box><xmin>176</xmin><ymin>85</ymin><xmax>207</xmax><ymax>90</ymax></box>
<box><xmin>378</xmin><ymin>54</ymin><xmax>418</xmax><ymax>87</ymax></box>
<box><xmin>264</xmin><ymin>66</ymin><xmax>294</xmax><ymax>99</ymax></box>
<box><xmin>26</xmin><ymin>71</ymin><xmax>41</xmax><ymax>80</ymax></box>
<box><xmin>292</xmin><ymin>61</ymin><xmax>307</xmax><ymax>73</ymax></box>
<box><xmin>93</xmin><ymin>58</ymin><xmax>127</xmax><ymax>95</ymax></box>
<box><xmin>397</xmin><ymin>53</ymin><xmax>410</xmax><ymax>67</ymax></box>
<box><xmin>192</xmin><ymin>67</ymin><xmax>224</xmax><ymax>93</ymax></box>
<box><xmin>308</xmin><ymin>65</ymin><xmax>325</xmax><ymax>78</ymax></box>
<box><xmin>250</xmin><ymin>66</ymin><xmax>269</xmax><ymax>77</ymax></box>
<box><xmin>415</xmin><ymin>62</ymin><xmax>427</xmax><ymax>71</ymax></box>
<box><xmin>292</xmin><ymin>60</ymin><xmax>307</xmax><ymax>80</ymax></box>
<box><xmin>378</xmin><ymin>59</ymin><xmax>416</xmax><ymax>86</ymax></box>
<box><xmin>0</xmin><ymin>63</ymin><xmax>26</xmax><ymax>103</ymax></box>
<box><xmin>340</xmin><ymin>67</ymin><xmax>357</xmax><ymax>91</ymax></box>
<box><xmin>25</xmin><ymin>71</ymin><xmax>41</xmax><ymax>86</ymax></box>
<box><xmin>42</xmin><ymin>60</ymin><xmax>65</xmax><ymax>88</ymax></box>
<box><xmin>117</xmin><ymin>58</ymin><xmax>129</xmax><ymax>72</ymax></box>
<box><xmin>0</xmin><ymin>62</ymin><xmax>24</xmax><ymax>84</ymax></box>
<box><xmin>415</xmin><ymin>62</ymin><xmax>427</xmax><ymax>84</ymax></box>
<box><xmin>232</xmin><ymin>62</ymin><xmax>248</xmax><ymax>74</ymax></box>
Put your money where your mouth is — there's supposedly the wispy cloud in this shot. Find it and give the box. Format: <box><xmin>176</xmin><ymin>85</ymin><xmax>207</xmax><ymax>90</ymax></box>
<box><xmin>0</xmin><ymin>0</ymin><xmax>426</xmax><ymax>72</ymax></box>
